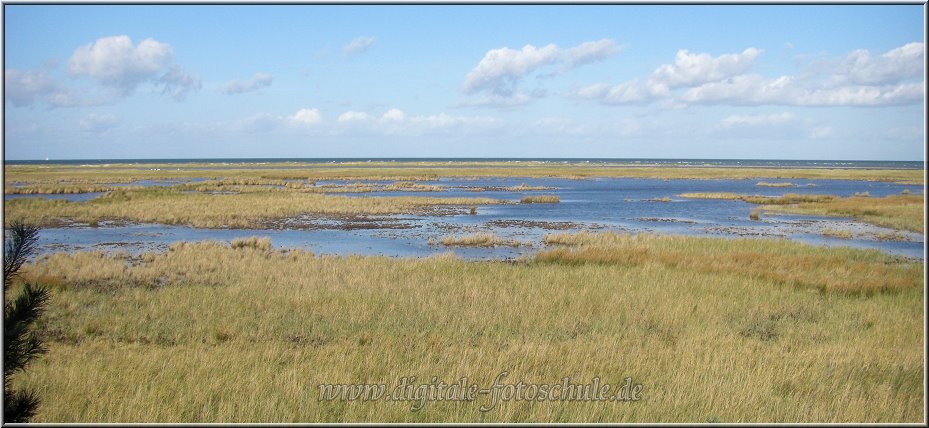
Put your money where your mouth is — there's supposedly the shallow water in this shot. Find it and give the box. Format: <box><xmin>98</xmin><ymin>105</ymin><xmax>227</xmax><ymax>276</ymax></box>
<box><xmin>12</xmin><ymin>177</ymin><xmax>925</xmax><ymax>260</ymax></box>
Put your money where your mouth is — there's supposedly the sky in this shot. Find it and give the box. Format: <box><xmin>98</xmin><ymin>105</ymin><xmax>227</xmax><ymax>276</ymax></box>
<box><xmin>2</xmin><ymin>5</ymin><xmax>925</xmax><ymax>160</ymax></box>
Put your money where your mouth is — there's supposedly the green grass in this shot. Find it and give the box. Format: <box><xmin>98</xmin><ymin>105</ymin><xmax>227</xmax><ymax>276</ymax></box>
<box><xmin>8</xmin><ymin>233</ymin><xmax>923</xmax><ymax>422</ymax></box>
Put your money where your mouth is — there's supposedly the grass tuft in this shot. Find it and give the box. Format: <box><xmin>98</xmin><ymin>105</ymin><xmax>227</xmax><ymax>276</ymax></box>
<box><xmin>520</xmin><ymin>195</ymin><xmax>560</xmax><ymax>204</ymax></box>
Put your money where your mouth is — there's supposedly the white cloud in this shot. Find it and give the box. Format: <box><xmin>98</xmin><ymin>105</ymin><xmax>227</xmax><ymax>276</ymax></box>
<box><xmin>337</xmin><ymin>111</ymin><xmax>371</xmax><ymax>122</ymax></box>
<box><xmin>4</xmin><ymin>68</ymin><xmax>85</xmax><ymax>108</ymax></box>
<box><xmin>382</xmin><ymin>108</ymin><xmax>405</xmax><ymax>121</ymax></box>
<box><xmin>68</xmin><ymin>35</ymin><xmax>200</xmax><ymax>100</ymax></box>
<box><xmin>5</xmin><ymin>69</ymin><xmax>56</xmax><ymax>107</ymax></box>
<box><xmin>829</xmin><ymin>42</ymin><xmax>924</xmax><ymax>86</ymax></box>
<box><xmin>579</xmin><ymin>42</ymin><xmax>924</xmax><ymax>108</ymax></box>
<box><xmin>573</xmin><ymin>47</ymin><xmax>762</xmax><ymax>106</ymax></box>
<box><xmin>159</xmin><ymin>65</ymin><xmax>202</xmax><ymax>101</ymax></box>
<box><xmin>564</xmin><ymin>39</ymin><xmax>621</xmax><ymax>68</ymax></box>
<box><xmin>572</xmin><ymin>80</ymin><xmax>655</xmax><ymax>105</ymax></box>
<box><xmin>461</xmin><ymin>39</ymin><xmax>618</xmax><ymax>105</ymax></box>
<box><xmin>344</xmin><ymin>36</ymin><xmax>376</xmax><ymax>56</ymax></box>
<box><xmin>78</xmin><ymin>113</ymin><xmax>120</xmax><ymax>133</ymax></box>
<box><xmin>289</xmin><ymin>108</ymin><xmax>322</xmax><ymax>125</ymax></box>
<box><xmin>463</xmin><ymin>43</ymin><xmax>561</xmax><ymax>96</ymax></box>
<box><xmin>222</xmin><ymin>73</ymin><xmax>272</xmax><ymax>95</ymax></box>
<box><xmin>332</xmin><ymin>108</ymin><xmax>503</xmax><ymax>136</ymax></box>
<box><xmin>650</xmin><ymin>48</ymin><xmax>762</xmax><ymax>90</ymax></box>
<box><xmin>682</xmin><ymin>74</ymin><xmax>924</xmax><ymax>107</ymax></box>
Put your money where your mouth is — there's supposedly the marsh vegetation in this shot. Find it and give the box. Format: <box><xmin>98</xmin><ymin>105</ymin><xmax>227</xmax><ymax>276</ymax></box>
<box><xmin>6</xmin><ymin>232</ymin><xmax>923</xmax><ymax>422</ymax></box>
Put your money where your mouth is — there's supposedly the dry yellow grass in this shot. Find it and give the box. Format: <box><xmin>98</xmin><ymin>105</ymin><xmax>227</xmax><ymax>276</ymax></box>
<box><xmin>680</xmin><ymin>192</ymin><xmax>923</xmax><ymax>233</ymax></box>
<box><xmin>382</xmin><ymin>182</ymin><xmax>445</xmax><ymax>192</ymax></box>
<box><xmin>539</xmin><ymin>232</ymin><xmax>921</xmax><ymax>294</ymax></box>
<box><xmin>5</xmin><ymin>162</ymin><xmax>923</xmax><ymax>185</ymax></box>
<box><xmin>438</xmin><ymin>233</ymin><xmax>526</xmax><ymax>247</ymax></box>
<box><xmin>821</xmin><ymin>228</ymin><xmax>853</xmax><ymax>239</ymax></box>
<box><xmin>756</xmin><ymin>182</ymin><xmax>795</xmax><ymax>187</ymax></box>
<box><xmin>520</xmin><ymin>195</ymin><xmax>560</xmax><ymax>204</ymax></box>
<box><xmin>678</xmin><ymin>192</ymin><xmax>743</xmax><ymax>200</ymax></box>
<box><xmin>8</xmin><ymin>234</ymin><xmax>924</xmax><ymax>422</ymax></box>
<box><xmin>762</xmin><ymin>195</ymin><xmax>924</xmax><ymax>233</ymax></box>
<box><xmin>3</xmin><ymin>187</ymin><xmax>504</xmax><ymax>228</ymax></box>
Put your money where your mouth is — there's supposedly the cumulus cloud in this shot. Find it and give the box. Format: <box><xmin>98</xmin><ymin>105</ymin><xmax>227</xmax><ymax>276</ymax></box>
<box><xmin>574</xmin><ymin>47</ymin><xmax>762</xmax><ymax>105</ymax></box>
<box><xmin>682</xmin><ymin>74</ymin><xmax>924</xmax><ymax>107</ymax></box>
<box><xmin>332</xmin><ymin>108</ymin><xmax>502</xmax><ymax>136</ymax></box>
<box><xmin>344</xmin><ymin>36</ymin><xmax>376</xmax><ymax>56</ymax></box>
<box><xmin>233</xmin><ymin>108</ymin><xmax>322</xmax><ymax>133</ymax></box>
<box><xmin>461</xmin><ymin>39</ymin><xmax>618</xmax><ymax>106</ymax></box>
<box><xmin>222</xmin><ymin>73</ymin><xmax>272</xmax><ymax>95</ymax></box>
<box><xmin>5</xmin><ymin>69</ymin><xmax>57</xmax><ymax>107</ymax></box>
<box><xmin>572</xmin><ymin>80</ymin><xmax>654</xmax><ymax>105</ymax></box>
<box><xmin>650</xmin><ymin>48</ymin><xmax>762</xmax><ymax>91</ymax></box>
<box><xmin>564</xmin><ymin>39</ymin><xmax>621</xmax><ymax>68</ymax></box>
<box><xmin>4</xmin><ymin>68</ymin><xmax>84</xmax><ymax>108</ymax></box>
<box><xmin>578</xmin><ymin>42</ymin><xmax>924</xmax><ymax>108</ymax></box>
<box><xmin>78</xmin><ymin>113</ymin><xmax>120</xmax><ymax>133</ymax></box>
<box><xmin>289</xmin><ymin>108</ymin><xmax>322</xmax><ymax>125</ymax></box>
<box><xmin>337</xmin><ymin>111</ymin><xmax>371</xmax><ymax>122</ymax></box>
<box><xmin>829</xmin><ymin>42</ymin><xmax>924</xmax><ymax>86</ymax></box>
<box><xmin>382</xmin><ymin>108</ymin><xmax>405</xmax><ymax>121</ymax></box>
<box><xmin>227</xmin><ymin>107</ymin><xmax>500</xmax><ymax>138</ymax></box>
<box><xmin>159</xmin><ymin>65</ymin><xmax>202</xmax><ymax>101</ymax></box>
<box><xmin>68</xmin><ymin>35</ymin><xmax>200</xmax><ymax>100</ymax></box>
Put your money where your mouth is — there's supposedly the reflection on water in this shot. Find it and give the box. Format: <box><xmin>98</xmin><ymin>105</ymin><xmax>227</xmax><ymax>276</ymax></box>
<box><xmin>9</xmin><ymin>177</ymin><xmax>924</xmax><ymax>260</ymax></box>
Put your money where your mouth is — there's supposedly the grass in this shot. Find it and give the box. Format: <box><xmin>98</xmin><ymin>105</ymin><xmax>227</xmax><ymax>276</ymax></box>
<box><xmin>678</xmin><ymin>192</ymin><xmax>744</xmax><ymax>200</ymax></box>
<box><xmin>438</xmin><ymin>232</ymin><xmax>526</xmax><ymax>247</ymax></box>
<box><xmin>761</xmin><ymin>195</ymin><xmax>924</xmax><ymax>234</ymax></box>
<box><xmin>230</xmin><ymin>236</ymin><xmax>274</xmax><ymax>251</ymax></box>
<box><xmin>4</xmin><ymin>184</ymin><xmax>140</xmax><ymax>194</ymax></box>
<box><xmin>8</xmin><ymin>233</ymin><xmax>923</xmax><ymax>422</ymax></box>
<box><xmin>749</xmin><ymin>208</ymin><xmax>762</xmax><ymax>221</ymax></box>
<box><xmin>756</xmin><ymin>182</ymin><xmax>795</xmax><ymax>187</ymax></box>
<box><xmin>871</xmin><ymin>231</ymin><xmax>911</xmax><ymax>242</ymax></box>
<box><xmin>5</xmin><ymin>162</ymin><xmax>924</xmax><ymax>185</ymax></box>
<box><xmin>538</xmin><ymin>232</ymin><xmax>920</xmax><ymax>294</ymax></box>
<box><xmin>3</xmin><ymin>187</ymin><xmax>505</xmax><ymax>229</ymax></box>
<box><xmin>740</xmin><ymin>194</ymin><xmax>838</xmax><ymax>205</ymax></box>
<box><xmin>822</xmin><ymin>228</ymin><xmax>853</xmax><ymax>240</ymax></box>
<box><xmin>520</xmin><ymin>195</ymin><xmax>560</xmax><ymax>204</ymax></box>
<box><xmin>680</xmin><ymin>192</ymin><xmax>923</xmax><ymax>233</ymax></box>
<box><xmin>382</xmin><ymin>182</ymin><xmax>445</xmax><ymax>192</ymax></box>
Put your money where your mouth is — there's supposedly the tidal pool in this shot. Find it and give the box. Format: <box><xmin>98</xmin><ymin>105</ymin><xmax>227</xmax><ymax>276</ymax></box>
<box><xmin>12</xmin><ymin>177</ymin><xmax>924</xmax><ymax>260</ymax></box>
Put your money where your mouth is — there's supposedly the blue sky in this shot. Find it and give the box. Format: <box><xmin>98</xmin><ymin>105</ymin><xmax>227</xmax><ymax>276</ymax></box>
<box><xmin>3</xmin><ymin>5</ymin><xmax>925</xmax><ymax>160</ymax></box>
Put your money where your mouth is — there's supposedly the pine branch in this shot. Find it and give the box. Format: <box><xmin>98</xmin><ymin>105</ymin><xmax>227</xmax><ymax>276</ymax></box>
<box><xmin>4</xmin><ymin>283</ymin><xmax>50</xmax><ymax>375</ymax></box>
<box><xmin>3</xmin><ymin>222</ymin><xmax>40</xmax><ymax>290</ymax></box>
